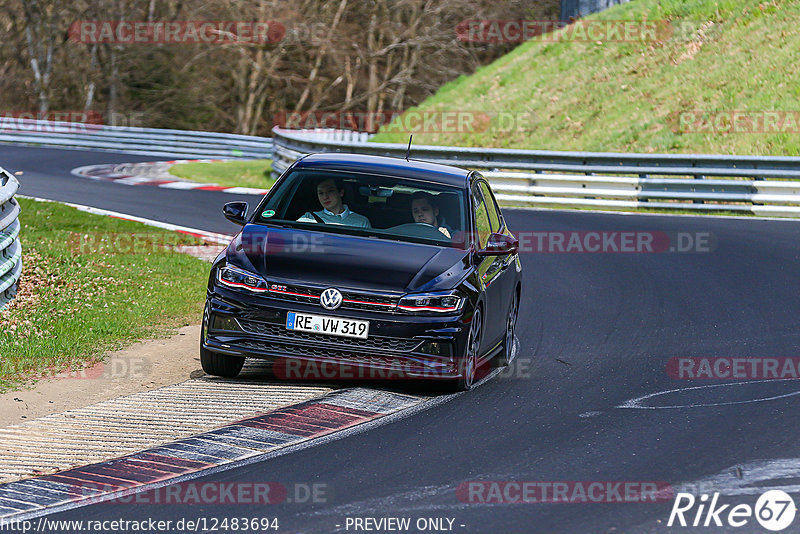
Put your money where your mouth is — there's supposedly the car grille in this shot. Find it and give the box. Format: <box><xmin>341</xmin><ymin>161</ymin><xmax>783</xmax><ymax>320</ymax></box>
<box><xmin>340</xmin><ymin>291</ymin><xmax>397</xmax><ymax>311</ymax></box>
<box><xmin>236</xmin><ymin>319</ymin><xmax>422</xmax><ymax>352</ymax></box>
<box><xmin>265</xmin><ymin>283</ymin><xmax>399</xmax><ymax>312</ymax></box>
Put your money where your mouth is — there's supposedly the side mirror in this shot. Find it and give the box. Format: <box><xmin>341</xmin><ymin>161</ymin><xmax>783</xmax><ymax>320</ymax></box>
<box><xmin>478</xmin><ymin>233</ymin><xmax>519</xmax><ymax>256</ymax></box>
<box><xmin>223</xmin><ymin>201</ymin><xmax>248</xmax><ymax>226</ymax></box>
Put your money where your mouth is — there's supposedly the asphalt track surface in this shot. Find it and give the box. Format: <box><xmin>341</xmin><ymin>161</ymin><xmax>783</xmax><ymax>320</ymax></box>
<box><xmin>0</xmin><ymin>145</ymin><xmax>248</xmax><ymax>235</ymax></box>
<box><xmin>4</xmin><ymin>145</ymin><xmax>800</xmax><ymax>533</ymax></box>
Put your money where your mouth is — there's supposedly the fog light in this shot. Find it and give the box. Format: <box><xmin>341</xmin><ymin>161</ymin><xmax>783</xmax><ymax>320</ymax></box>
<box><xmin>211</xmin><ymin>315</ymin><xmax>242</xmax><ymax>331</ymax></box>
<box><xmin>418</xmin><ymin>341</ymin><xmax>453</xmax><ymax>358</ymax></box>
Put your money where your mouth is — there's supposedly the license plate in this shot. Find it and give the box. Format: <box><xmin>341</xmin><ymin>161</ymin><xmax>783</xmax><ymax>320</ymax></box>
<box><xmin>286</xmin><ymin>312</ymin><xmax>369</xmax><ymax>339</ymax></box>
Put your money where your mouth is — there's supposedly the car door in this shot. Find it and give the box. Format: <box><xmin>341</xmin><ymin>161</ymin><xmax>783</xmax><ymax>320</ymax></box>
<box><xmin>471</xmin><ymin>181</ymin><xmax>506</xmax><ymax>349</ymax></box>
<box><xmin>478</xmin><ymin>179</ymin><xmax>518</xmax><ymax>314</ymax></box>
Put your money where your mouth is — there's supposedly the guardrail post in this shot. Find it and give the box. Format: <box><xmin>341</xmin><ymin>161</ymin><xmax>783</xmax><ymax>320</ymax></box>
<box><xmin>639</xmin><ymin>172</ymin><xmax>648</xmax><ymax>203</ymax></box>
<box><xmin>693</xmin><ymin>174</ymin><xmax>705</xmax><ymax>204</ymax></box>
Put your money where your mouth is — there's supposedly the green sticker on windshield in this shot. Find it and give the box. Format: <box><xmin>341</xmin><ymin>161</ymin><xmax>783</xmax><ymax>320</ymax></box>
<box><xmin>262</xmin><ymin>210</ymin><xmax>275</xmax><ymax>218</ymax></box>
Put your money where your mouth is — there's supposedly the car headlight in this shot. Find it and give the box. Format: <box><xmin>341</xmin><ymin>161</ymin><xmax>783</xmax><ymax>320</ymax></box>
<box><xmin>397</xmin><ymin>291</ymin><xmax>465</xmax><ymax>314</ymax></box>
<box><xmin>217</xmin><ymin>265</ymin><xmax>268</xmax><ymax>292</ymax></box>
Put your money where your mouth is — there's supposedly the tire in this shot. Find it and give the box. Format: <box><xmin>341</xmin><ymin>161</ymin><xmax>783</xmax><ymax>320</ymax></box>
<box><xmin>200</xmin><ymin>301</ymin><xmax>245</xmax><ymax>378</ymax></box>
<box><xmin>452</xmin><ymin>307</ymin><xmax>482</xmax><ymax>392</ymax></box>
<box><xmin>200</xmin><ymin>345</ymin><xmax>245</xmax><ymax>378</ymax></box>
<box><xmin>496</xmin><ymin>290</ymin><xmax>519</xmax><ymax>367</ymax></box>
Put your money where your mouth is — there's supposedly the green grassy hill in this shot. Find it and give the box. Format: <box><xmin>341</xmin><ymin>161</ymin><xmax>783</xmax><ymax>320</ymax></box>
<box><xmin>373</xmin><ymin>0</ymin><xmax>800</xmax><ymax>156</ymax></box>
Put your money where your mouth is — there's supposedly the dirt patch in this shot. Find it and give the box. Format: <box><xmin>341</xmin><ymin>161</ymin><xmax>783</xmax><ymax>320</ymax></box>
<box><xmin>673</xmin><ymin>21</ymin><xmax>717</xmax><ymax>65</ymax></box>
<box><xmin>0</xmin><ymin>324</ymin><xmax>203</xmax><ymax>428</ymax></box>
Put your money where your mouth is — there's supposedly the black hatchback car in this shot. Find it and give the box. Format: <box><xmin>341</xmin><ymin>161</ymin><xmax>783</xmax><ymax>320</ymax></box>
<box><xmin>202</xmin><ymin>153</ymin><xmax>521</xmax><ymax>390</ymax></box>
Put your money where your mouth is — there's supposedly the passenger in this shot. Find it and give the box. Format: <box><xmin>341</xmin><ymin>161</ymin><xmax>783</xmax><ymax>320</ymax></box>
<box><xmin>298</xmin><ymin>177</ymin><xmax>371</xmax><ymax>228</ymax></box>
<box><xmin>410</xmin><ymin>191</ymin><xmax>452</xmax><ymax>238</ymax></box>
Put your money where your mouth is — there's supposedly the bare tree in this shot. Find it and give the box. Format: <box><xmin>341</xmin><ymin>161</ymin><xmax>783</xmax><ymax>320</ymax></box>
<box><xmin>20</xmin><ymin>0</ymin><xmax>60</xmax><ymax>114</ymax></box>
<box><xmin>0</xmin><ymin>0</ymin><xmax>557</xmax><ymax>133</ymax></box>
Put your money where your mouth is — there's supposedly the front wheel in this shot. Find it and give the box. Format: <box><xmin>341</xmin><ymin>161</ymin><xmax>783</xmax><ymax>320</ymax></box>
<box><xmin>452</xmin><ymin>307</ymin><xmax>482</xmax><ymax>392</ymax></box>
<box><xmin>496</xmin><ymin>290</ymin><xmax>519</xmax><ymax>367</ymax></box>
<box><xmin>200</xmin><ymin>346</ymin><xmax>245</xmax><ymax>378</ymax></box>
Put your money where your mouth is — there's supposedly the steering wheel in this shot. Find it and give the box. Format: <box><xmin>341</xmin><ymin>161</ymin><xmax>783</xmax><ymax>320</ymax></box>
<box><xmin>387</xmin><ymin>223</ymin><xmax>450</xmax><ymax>240</ymax></box>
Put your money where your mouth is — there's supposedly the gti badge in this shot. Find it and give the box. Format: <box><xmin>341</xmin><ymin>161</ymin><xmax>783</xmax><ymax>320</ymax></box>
<box><xmin>320</xmin><ymin>288</ymin><xmax>343</xmax><ymax>310</ymax></box>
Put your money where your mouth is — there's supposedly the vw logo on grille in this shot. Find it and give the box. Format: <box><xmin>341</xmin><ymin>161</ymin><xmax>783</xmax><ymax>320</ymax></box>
<box><xmin>320</xmin><ymin>287</ymin><xmax>343</xmax><ymax>310</ymax></box>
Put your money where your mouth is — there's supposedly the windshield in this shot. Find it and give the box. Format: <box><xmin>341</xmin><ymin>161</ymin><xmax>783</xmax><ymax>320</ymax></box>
<box><xmin>253</xmin><ymin>168</ymin><xmax>468</xmax><ymax>248</ymax></box>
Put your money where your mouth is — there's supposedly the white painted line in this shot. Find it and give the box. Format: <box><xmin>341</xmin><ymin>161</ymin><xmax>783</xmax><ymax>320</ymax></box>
<box><xmin>675</xmin><ymin>458</ymin><xmax>800</xmax><ymax>497</ymax></box>
<box><xmin>17</xmin><ymin>195</ymin><xmax>233</xmax><ymax>245</ymax></box>
<box><xmin>158</xmin><ymin>181</ymin><xmax>211</xmax><ymax>190</ymax></box>
<box><xmin>69</xmin><ymin>164</ymin><xmax>99</xmax><ymax>178</ymax></box>
<box><xmin>70</xmin><ymin>161</ymin><xmax>271</xmax><ymax>196</ymax></box>
<box><xmin>113</xmin><ymin>176</ymin><xmax>162</xmax><ymax>185</ymax></box>
<box><xmin>617</xmin><ymin>379</ymin><xmax>800</xmax><ymax>409</ymax></box>
<box><xmin>223</xmin><ymin>187</ymin><xmax>270</xmax><ymax>195</ymax></box>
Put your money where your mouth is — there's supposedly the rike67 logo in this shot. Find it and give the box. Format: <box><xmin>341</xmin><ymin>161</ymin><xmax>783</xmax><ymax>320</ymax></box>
<box><xmin>668</xmin><ymin>490</ymin><xmax>797</xmax><ymax>531</ymax></box>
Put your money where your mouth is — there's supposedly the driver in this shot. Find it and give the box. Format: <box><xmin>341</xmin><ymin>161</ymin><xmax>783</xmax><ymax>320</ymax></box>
<box><xmin>411</xmin><ymin>191</ymin><xmax>452</xmax><ymax>238</ymax></box>
<box><xmin>298</xmin><ymin>177</ymin><xmax>371</xmax><ymax>228</ymax></box>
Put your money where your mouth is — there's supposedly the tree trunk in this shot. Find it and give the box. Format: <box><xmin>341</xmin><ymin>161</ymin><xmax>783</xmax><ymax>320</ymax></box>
<box><xmin>22</xmin><ymin>0</ymin><xmax>57</xmax><ymax>115</ymax></box>
<box><xmin>293</xmin><ymin>0</ymin><xmax>348</xmax><ymax>113</ymax></box>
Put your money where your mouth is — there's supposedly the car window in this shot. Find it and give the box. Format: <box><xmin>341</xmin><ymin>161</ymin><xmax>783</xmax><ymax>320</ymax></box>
<box><xmin>479</xmin><ymin>181</ymin><xmax>503</xmax><ymax>232</ymax></box>
<box><xmin>254</xmin><ymin>169</ymin><xmax>468</xmax><ymax>247</ymax></box>
<box><xmin>472</xmin><ymin>185</ymin><xmax>491</xmax><ymax>249</ymax></box>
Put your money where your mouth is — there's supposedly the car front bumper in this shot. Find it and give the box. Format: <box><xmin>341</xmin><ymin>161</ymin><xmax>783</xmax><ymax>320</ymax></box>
<box><xmin>203</xmin><ymin>287</ymin><xmax>471</xmax><ymax>381</ymax></box>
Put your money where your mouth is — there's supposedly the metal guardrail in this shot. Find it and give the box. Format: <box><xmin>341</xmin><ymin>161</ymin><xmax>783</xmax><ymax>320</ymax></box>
<box><xmin>272</xmin><ymin>127</ymin><xmax>800</xmax><ymax>217</ymax></box>
<box><xmin>0</xmin><ymin>119</ymin><xmax>273</xmax><ymax>159</ymax></box>
<box><xmin>0</xmin><ymin>168</ymin><xmax>22</xmax><ymax>310</ymax></box>
<box><xmin>560</xmin><ymin>0</ymin><xmax>631</xmax><ymax>21</ymax></box>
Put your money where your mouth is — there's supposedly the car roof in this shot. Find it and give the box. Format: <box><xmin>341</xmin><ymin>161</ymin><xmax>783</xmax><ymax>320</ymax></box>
<box><xmin>293</xmin><ymin>153</ymin><xmax>471</xmax><ymax>188</ymax></box>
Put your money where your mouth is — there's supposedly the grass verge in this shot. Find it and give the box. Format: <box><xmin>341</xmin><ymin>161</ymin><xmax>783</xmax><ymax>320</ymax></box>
<box><xmin>0</xmin><ymin>199</ymin><xmax>213</xmax><ymax>392</ymax></box>
<box><xmin>372</xmin><ymin>0</ymin><xmax>800</xmax><ymax>156</ymax></box>
<box><xmin>169</xmin><ymin>159</ymin><xmax>275</xmax><ymax>189</ymax></box>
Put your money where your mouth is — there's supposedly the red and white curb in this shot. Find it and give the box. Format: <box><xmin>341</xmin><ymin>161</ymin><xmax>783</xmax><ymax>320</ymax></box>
<box><xmin>0</xmin><ymin>388</ymin><xmax>422</xmax><ymax>520</ymax></box>
<box><xmin>71</xmin><ymin>160</ymin><xmax>271</xmax><ymax>196</ymax></box>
